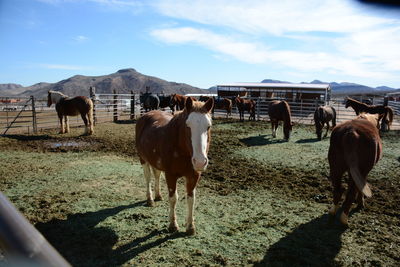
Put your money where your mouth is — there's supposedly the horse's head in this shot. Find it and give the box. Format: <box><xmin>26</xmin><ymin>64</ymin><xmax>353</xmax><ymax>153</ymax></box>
<box><xmin>184</xmin><ymin>97</ymin><xmax>214</xmax><ymax>172</ymax></box>
<box><xmin>47</xmin><ymin>91</ymin><xmax>52</xmax><ymax>107</ymax></box>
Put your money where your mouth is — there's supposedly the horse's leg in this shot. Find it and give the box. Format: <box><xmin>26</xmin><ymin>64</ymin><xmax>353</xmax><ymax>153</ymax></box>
<box><xmin>151</xmin><ymin>167</ymin><xmax>163</xmax><ymax>201</ymax></box>
<box><xmin>142</xmin><ymin>163</ymin><xmax>154</xmax><ymax>207</ymax></box>
<box><xmin>58</xmin><ymin>114</ymin><xmax>64</xmax><ymax>134</ymax></box>
<box><xmin>185</xmin><ymin>173</ymin><xmax>200</xmax><ymax>235</ymax></box>
<box><xmin>324</xmin><ymin>122</ymin><xmax>330</xmax><ymax>138</ymax></box>
<box><xmin>328</xmin><ymin>166</ymin><xmax>346</xmax><ymax>217</ymax></box>
<box><xmin>80</xmin><ymin>113</ymin><xmax>89</xmax><ymax>135</ymax></box>
<box><xmin>64</xmin><ymin>116</ymin><xmax>70</xmax><ymax>133</ymax></box>
<box><xmin>355</xmin><ymin>191</ymin><xmax>365</xmax><ymax>209</ymax></box>
<box><xmin>166</xmin><ymin>173</ymin><xmax>179</xmax><ymax>232</ymax></box>
<box><xmin>271</xmin><ymin>120</ymin><xmax>276</xmax><ymax>138</ymax></box>
<box><xmin>340</xmin><ymin>178</ymin><xmax>357</xmax><ymax>226</ymax></box>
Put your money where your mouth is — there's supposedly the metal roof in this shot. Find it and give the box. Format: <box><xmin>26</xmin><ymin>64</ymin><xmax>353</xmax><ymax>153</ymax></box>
<box><xmin>217</xmin><ymin>82</ymin><xmax>330</xmax><ymax>90</ymax></box>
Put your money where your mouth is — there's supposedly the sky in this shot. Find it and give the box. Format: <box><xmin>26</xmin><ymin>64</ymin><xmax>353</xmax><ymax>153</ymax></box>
<box><xmin>1</xmin><ymin>0</ymin><xmax>400</xmax><ymax>89</ymax></box>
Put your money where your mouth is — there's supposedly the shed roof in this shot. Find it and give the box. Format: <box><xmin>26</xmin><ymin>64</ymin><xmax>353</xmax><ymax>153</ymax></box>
<box><xmin>217</xmin><ymin>82</ymin><xmax>330</xmax><ymax>91</ymax></box>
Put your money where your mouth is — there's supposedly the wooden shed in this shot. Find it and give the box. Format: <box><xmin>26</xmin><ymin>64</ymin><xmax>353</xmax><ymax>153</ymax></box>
<box><xmin>217</xmin><ymin>82</ymin><xmax>331</xmax><ymax>103</ymax></box>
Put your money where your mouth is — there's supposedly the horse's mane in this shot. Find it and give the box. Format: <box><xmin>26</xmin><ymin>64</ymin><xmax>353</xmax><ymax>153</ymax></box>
<box><xmin>49</xmin><ymin>90</ymin><xmax>68</xmax><ymax>98</ymax></box>
<box><xmin>282</xmin><ymin>101</ymin><xmax>292</xmax><ymax>124</ymax></box>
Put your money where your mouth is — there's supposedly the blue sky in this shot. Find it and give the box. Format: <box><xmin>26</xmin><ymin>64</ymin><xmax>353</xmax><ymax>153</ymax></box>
<box><xmin>1</xmin><ymin>0</ymin><xmax>400</xmax><ymax>89</ymax></box>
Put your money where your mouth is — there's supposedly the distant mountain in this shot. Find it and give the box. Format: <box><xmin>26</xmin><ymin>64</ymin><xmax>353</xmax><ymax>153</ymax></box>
<box><xmin>0</xmin><ymin>68</ymin><xmax>206</xmax><ymax>98</ymax></box>
<box><xmin>0</xmin><ymin>83</ymin><xmax>26</xmax><ymax>95</ymax></box>
<box><xmin>262</xmin><ymin>79</ymin><xmax>399</xmax><ymax>95</ymax></box>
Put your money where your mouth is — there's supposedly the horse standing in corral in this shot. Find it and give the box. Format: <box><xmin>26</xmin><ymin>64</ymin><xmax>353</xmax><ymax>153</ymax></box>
<box><xmin>234</xmin><ymin>96</ymin><xmax>256</xmax><ymax>121</ymax></box>
<box><xmin>314</xmin><ymin>105</ymin><xmax>336</xmax><ymax>140</ymax></box>
<box><xmin>158</xmin><ymin>95</ymin><xmax>172</xmax><ymax>111</ymax></box>
<box><xmin>345</xmin><ymin>97</ymin><xmax>394</xmax><ymax>131</ymax></box>
<box><xmin>140</xmin><ymin>92</ymin><xmax>160</xmax><ymax>112</ymax></box>
<box><xmin>135</xmin><ymin>97</ymin><xmax>214</xmax><ymax>235</ymax></box>
<box><xmin>328</xmin><ymin>117</ymin><xmax>382</xmax><ymax>226</ymax></box>
<box><xmin>47</xmin><ymin>91</ymin><xmax>94</xmax><ymax>135</ymax></box>
<box><xmin>199</xmin><ymin>96</ymin><xmax>232</xmax><ymax>118</ymax></box>
<box><xmin>170</xmin><ymin>94</ymin><xmax>196</xmax><ymax>114</ymax></box>
<box><xmin>268</xmin><ymin>100</ymin><xmax>292</xmax><ymax>141</ymax></box>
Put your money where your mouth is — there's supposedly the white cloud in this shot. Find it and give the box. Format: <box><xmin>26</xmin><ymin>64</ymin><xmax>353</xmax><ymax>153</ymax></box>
<box><xmin>73</xmin><ymin>35</ymin><xmax>89</xmax><ymax>42</ymax></box>
<box><xmin>150</xmin><ymin>0</ymin><xmax>400</xmax><ymax>83</ymax></box>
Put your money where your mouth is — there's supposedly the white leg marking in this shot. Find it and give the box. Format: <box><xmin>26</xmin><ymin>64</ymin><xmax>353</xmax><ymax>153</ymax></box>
<box><xmin>169</xmin><ymin>190</ymin><xmax>179</xmax><ymax>231</ymax></box>
<box><xmin>142</xmin><ymin>163</ymin><xmax>153</xmax><ymax>205</ymax></box>
<box><xmin>152</xmin><ymin>167</ymin><xmax>162</xmax><ymax>201</ymax></box>
<box><xmin>186</xmin><ymin>189</ymin><xmax>196</xmax><ymax>231</ymax></box>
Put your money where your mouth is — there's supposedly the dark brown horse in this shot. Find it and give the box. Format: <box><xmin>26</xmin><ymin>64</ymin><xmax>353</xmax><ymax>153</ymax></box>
<box><xmin>234</xmin><ymin>96</ymin><xmax>256</xmax><ymax>121</ymax></box>
<box><xmin>268</xmin><ymin>100</ymin><xmax>292</xmax><ymax>140</ymax></box>
<box><xmin>47</xmin><ymin>91</ymin><xmax>94</xmax><ymax>135</ymax></box>
<box><xmin>314</xmin><ymin>105</ymin><xmax>336</xmax><ymax>140</ymax></box>
<box><xmin>199</xmin><ymin>96</ymin><xmax>232</xmax><ymax>118</ymax></box>
<box><xmin>345</xmin><ymin>97</ymin><xmax>393</xmax><ymax>130</ymax></box>
<box><xmin>135</xmin><ymin>97</ymin><xmax>214</xmax><ymax>235</ymax></box>
<box><xmin>328</xmin><ymin>117</ymin><xmax>382</xmax><ymax>226</ymax></box>
<box><xmin>170</xmin><ymin>94</ymin><xmax>196</xmax><ymax>114</ymax></box>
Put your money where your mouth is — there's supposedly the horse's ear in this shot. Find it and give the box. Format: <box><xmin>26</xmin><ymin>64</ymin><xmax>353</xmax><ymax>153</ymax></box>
<box><xmin>185</xmin><ymin>96</ymin><xmax>194</xmax><ymax>112</ymax></box>
<box><xmin>203</xmin><ymin>97</ymin><xmax>214</xmax><ymax>113</ymax></box>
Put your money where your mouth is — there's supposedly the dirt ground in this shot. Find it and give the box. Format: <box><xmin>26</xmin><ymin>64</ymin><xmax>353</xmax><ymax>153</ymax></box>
<box><xmin>0</xmin><ymin>118</ymin><xmax>399</xmax><ymax>266</ymax></box>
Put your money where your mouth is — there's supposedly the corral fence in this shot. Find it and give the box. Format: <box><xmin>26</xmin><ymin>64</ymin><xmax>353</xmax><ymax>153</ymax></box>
<box><xmin>1</xmin><ymin>92</ymin><xmax>399</xmax><ymax>135</ymax></box>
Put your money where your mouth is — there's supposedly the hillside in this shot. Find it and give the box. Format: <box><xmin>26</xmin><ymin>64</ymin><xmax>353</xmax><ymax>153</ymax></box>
<box><xmin>2</xmin><ymin>68</ymin><xmax>206</xmax><ymax>98</ymax></box>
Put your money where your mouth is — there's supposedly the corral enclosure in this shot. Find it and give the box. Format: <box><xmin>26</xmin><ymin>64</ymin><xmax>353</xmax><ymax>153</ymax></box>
<box><xmin>0</xmin><ymin>118</ymin><xmax>399</xmax><ymax>266</ymax></box>
<box><xmin>1</xmin><ymin>87</ymin><xmax>400</xmax><ymax>135</ymax></box>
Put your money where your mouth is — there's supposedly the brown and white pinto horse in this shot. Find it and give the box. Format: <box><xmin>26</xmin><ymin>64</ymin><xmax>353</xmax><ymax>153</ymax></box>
<box><xmin>234</xmin><ymin>96</ymin><xmax>256</xmax><ymax>121</ymax></box>
<box><xmin>268</xmin><ymin>100</ymin><xmax>292</xmax><ymax>140</ymax></box>
<box><xmin>345</xmin><ymin>97</ymin><xmax>393</xmax><ymax>131</ymax></box>
<box><xmin>328</xmin><ymin>117</ymin><xmax>382</xmax><ymax>226</ymax></box>
<box><xmin>47</xmin><ymin>91</ymin><xmax>94</xmax><ymax>135</ymax></box>
<box><xmin>314</xmin><ymin>105</ymin><xmax>336</xmax><ymax>140</ymax></box>
<box><xmin>135</xmin><ymin>97</ymin><xmax>214</xmax><ymax>235</ymax></box>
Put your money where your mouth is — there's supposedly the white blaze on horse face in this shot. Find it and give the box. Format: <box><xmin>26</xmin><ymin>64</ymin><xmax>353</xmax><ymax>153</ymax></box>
<box><xmin>186</xmin><ymin>112</ymin><xmax>211</xmax><ymax>172</ymax></box>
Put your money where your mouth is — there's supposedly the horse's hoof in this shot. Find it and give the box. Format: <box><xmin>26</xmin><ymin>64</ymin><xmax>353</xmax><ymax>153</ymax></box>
<box><xmin>146</xmin><ymin>199</ymin><xmax>155</xmax><ymax>207</ymax></box>
<box><xmin>168</xmin><ymin>224</ymin><xmax>179</xmax><ymax>233</ymax></box>
<box><xmin>155</xmin><ymin>195</ymin><xmax>163</xmax><ymax>201</ymax></box>
<box><xmin>328</xmin><ymin>205</ymin><xmax>338</xmax><ymax>216</ymax></box>
<box><xmin>186</xmin><ymin>226</ymin><xmax>196</xmax><ymax>236</ymax></box>
<box><xmin>339</xmin><ymin>212</ymin><xmax>349</xmax><ymax>226</ymax></box>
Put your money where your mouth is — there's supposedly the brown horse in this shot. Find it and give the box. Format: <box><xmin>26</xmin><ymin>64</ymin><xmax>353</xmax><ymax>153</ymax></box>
<box><xmin>47</xmin><ymin>91</ymin><xmax>94</xmax><ymax>135</ymax></box>
<box><xmin>268</xmin><ymin>100</ymin><xmax>292</xmax><ymax>140</ymax></box>
<box><xmin>169</xmin><ymin>94</ymin><xmax>196</xmax><ymax>114</ymax></box>
<box><xmin>234</xmin><ymin>96</ymin><xmax>256</xmax><ymax>121</ymax></box>
<box><xmin>199</xmin><ymin>96</ymin><xmax>232</xmax><ymax>118</ymax></box>
<box><xmin>345</xmin><ymin>97</ymin><xmax>393</xmax><ymax>130</ymax></box>
<box><xmin>357</xmin><ymin>113</ymin><xmax>382</xmax><ymax>129</ymax></box>
<box><xmin>135</xmin><ymin>97</ymin><xmax>214</xmax><ymax>235</ymax></box>
<box><xmin>314</xmin><ymin>105</ymin><xmax>336</xmax><ymax>140</ymax></box>
<box><xmin>328</xmin><ymin>117</ymin><xmax>382</xmax><ymax>226</ymax></box>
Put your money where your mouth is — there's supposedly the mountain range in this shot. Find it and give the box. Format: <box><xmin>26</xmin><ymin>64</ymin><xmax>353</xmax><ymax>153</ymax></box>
<box><xmin>0</xmin><ymin>69</ymin><xmax>399</xmax><ymax>98</ymax></box>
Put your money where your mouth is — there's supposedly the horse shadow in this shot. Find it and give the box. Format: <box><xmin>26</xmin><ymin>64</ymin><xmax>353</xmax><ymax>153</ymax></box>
<box><xmin>254</xmin><ymin>214</ymin><xmax>346</xmax><ymax>266</ymax></box>
<box><xmin>35</xmin><ymin>201</ymin><xmax>184</xmax><ymax>266</ymax></box>
<box><xmin>240</xmin><ymin>135</ymin><xmax>287</xmax><ymax>146</ymax></box>
<box><xmin>1</xmin><ymin>134</ymin><xmax>52</xmax><ymax>141</ymax></box>
<box><xmin>295</xmin><ymin>138</ymin><xmax>320</xmax><ymax>144</ymax></box>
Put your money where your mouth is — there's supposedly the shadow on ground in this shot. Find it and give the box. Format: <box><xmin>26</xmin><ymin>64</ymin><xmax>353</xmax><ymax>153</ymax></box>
<box><xmin>295</xmin><ymin>138</ymin><xmax>320</xmax><ymax>144</ymax></box>
<box><xmin>240</xmin><ymin>135</ymin><xmax>287</xmax><ymax>146</ymax></box>
<box><xmin>35</xmin><ymin>201</ymin><xmax>184</xmax><ymax>266</ymax></box>
<box><xmin>254</xmin><ymin>214</ymin><xmax>346</xmax><ymax>266</ymax></box>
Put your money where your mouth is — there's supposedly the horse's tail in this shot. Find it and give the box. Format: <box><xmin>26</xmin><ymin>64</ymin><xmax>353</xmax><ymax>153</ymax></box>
<box><xmin>343</xmin><ymin>131</ymin><xmax>372</xmax><ymax>197</ymax></box>
<box><xmin>87</xmin><ymin>98</ymin><xmax>94</xmax><ymax>134</ymax></box>
<box><xmin>385</xmin><ymin>106</ymin><xmax>394</xmax><ymax>126</ymax></box>
<box><xmin>331</xmin><ymin>106</ymin><xmax>337</xmax><ymax>127</ymax></box>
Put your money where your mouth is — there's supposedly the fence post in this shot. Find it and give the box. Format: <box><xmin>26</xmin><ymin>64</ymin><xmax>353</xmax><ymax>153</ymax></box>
<box><xmin>113</xmin><ymin>90</ymin><xmax>118</xmax><ymax>122</ymax></box>
<box><xmin>130</xmin><ymin>91</ymin><xmax>135</xmax><ymax>120</ymax></box>
<box><xmin>89</xmin><ymin>86</ymin><xmax>97</xmax><ymax>125</ymax></box>
<box><xmin>31</xmin><ymin>96</ymin><xmax>37</xmax><ymax>134</ymax></box>
<box><xmin>257</xmin><ymin>97</ymin><xmax>261</xmax><ymax>121</ymax></box>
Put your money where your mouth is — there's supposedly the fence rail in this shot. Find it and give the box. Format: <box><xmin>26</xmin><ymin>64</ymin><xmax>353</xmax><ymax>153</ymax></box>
<box><xmin>1</xmin><ymin>93</ymin><xmax>399</xmax><ymax>135</ymax></box>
